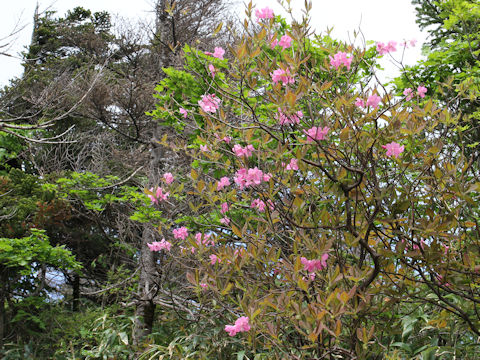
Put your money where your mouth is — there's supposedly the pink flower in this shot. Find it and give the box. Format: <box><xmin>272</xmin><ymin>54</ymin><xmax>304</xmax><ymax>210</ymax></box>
<box><xmin>304</xmin><ymin>126</ymin><xmax>329</xmax><ymax>142</ymax></box>
<box><xmin>417</xmin><ymin>85</ymin><xmax>427</xmax><ymax>98</ymax></box>
<box><xmin>198</xmin><ymin>94</ymin><xmax>220</xmax><ymax>113</ymax></box>
<box><xmin>266</xmin><ymin>199</ymin><xmax>274</xmax><ymax>210</ymax></box>
<box><xmin>179</xmin><ymin>107</ymin><xmax>188</xmax><ymax>118</ymax></box>
<box><xmin>278</xmin><ymin>35</ymin><xmax>292</xmax><ymax>49</ymax></box>
<box><xmin>208</xmin><ymin>64</ymin><xmax>216</xmax><ymax>77</ymax></box>
<box><xmin>355</xmin><ymin>98</ymin><xmax>365</xmax><ymax>108</ymax></box>
<box><xmin>234</xmin><ymin>167</ymin><xmax>269</xmax><ymax>189</ymax></box>
<box><xmin>200</xmin><ymin>283</ymin><xmax>208</xmax><ymax>289</ymax></box>
<box><xmin>200</xmin><ymin>144</ymin><xmax>209</xmax><ymax>152</ymax></box>
<box><xmin>215</xmin><ymin>133</ymin><xmax>232</xmax><ymax>144</ymax></box>
<box><xmin>285</xmin><ymin>158</ymin><xmax>299</xmax><ymax>170</ymax></box>
<box><xmin>147</xmin><ymin>238</ymin><xmax>172</xmax><ymax>252</ymax></box>
<box><xmin>409</xmin><ymin>39</ymin><xmax>417</xmax><ymax>47</ymax></box>
<box><xmin>233</xmin><ymin>144</ymin><xmax>255</xmax><ymax>157</ymax></box>
<box><xmin>220</xmin><ymin>216</ymin><xmax>230</xmax><ymax>225</ymax></box>
<box><xmin>276</xmin><ymin>108</ymin><xmax>302</xmax><ymax>125</ymax></box>
<box><xmin>329</xmin><ymin>51</ymin><xmax>352</xmax><ymax>70</ymax></box>
<box><xmin>255</xmin><ymin>7</ymin><xmax>274</xmax><ymax>20</ymax></box>
<box><xmin>376</xmin><ymin>41</ymin><xmax>397</xmax><ymax>55</ymax></box>
<box><xmin>221</xmin><ymin>202</ymin><xmax>229</xmax><ymax>214</ymax></box>
<box><xmin>251</xmin><ymin>198</ymin><xmax>266</xmax><ymax>212</ymax></box>
<box><xmin>195</xmin><ymin>232</ymin><xmax>214</xmax><ymax>246</ymax></box>
<box><xmin>403</xmin><ymin>88</ymin><xmax>413</xmax><ymax>101</ymax></box>
<box><xmin>148</xmin><ymin>186</ymin><xmax>169</xmax><ymax>204</ymax></box>
<box><xmin>271</xmin><ymin>68</ymin><xmax>295</xmax><ymax>86</ymax></box>
<box><xmin>173</xmin><ymin>226</ymin><xmax>189</xmax><ymax>240</ymax></box>
<box><xmin>225</xmin><ymin>316</ymin><xmax>251</xmax><ymax>336</ymax></box>
<box><xmin>213</xmin><ymin>47</ymin><xmax>225</xmax><ymax>60</ymax></box>
<box><xmin>210</xmin><ymin>254</ymin><xmax>221</xmax><ymax>265</ymax></box>
<box><xmin>163</xmin><ymin>172</ymin><xmax>174</xmax><ymax>184</ymax></box>
<box><xmin>382</xmin><ymin>141</ymin><xmax>405</xmax><ymax>158</ymax></box>
<box><xmin>224</xmin><ymin>324</ymin><xmax>237</xmax><ymax>336</ymax></box>
<box><xmin>301</xmin><ymin>253</ymin><xmax>328</xmax><ymax>272</ymax></box>
<box><xmin>235</xmin><ymin>316</ymin><xmax>251</xmax><ymax>332</ymax></box>
<box><xmin>366</xmin><ymin>94</ymin><xmax>382</xmax><ymax>109</ymax></box>
<box><xmin>217</xmin><ymin>176</ymin><xmax>231</xmax><ymax>190</ymax></box>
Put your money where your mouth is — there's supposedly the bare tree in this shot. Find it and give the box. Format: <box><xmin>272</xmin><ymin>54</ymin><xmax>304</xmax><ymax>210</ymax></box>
<box><xmin>133</xmin><ymin>0</ymin><xmax>236</xmax><ymax>343</ymax></box>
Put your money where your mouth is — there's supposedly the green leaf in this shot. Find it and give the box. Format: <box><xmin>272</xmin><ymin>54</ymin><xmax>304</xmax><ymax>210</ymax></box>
<box><xmin>237</xmin><ymin>350</ymin><xmax>246</xmax><ymax>360</ymax></box>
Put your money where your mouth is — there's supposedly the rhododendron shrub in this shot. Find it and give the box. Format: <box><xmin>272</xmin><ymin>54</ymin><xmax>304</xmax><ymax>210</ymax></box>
<box><xmin>147</xmin><ymin>2</ymin><xmax>480</xmax><ymax>358</ymax></box>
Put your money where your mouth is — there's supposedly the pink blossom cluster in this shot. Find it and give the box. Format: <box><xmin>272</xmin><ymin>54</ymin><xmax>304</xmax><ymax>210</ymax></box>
<box><xmin>234</xmin><ymin>167</ymin><xmax>271</xmax><ymax>189</ymax></box>
<box><xmin>382</xmin><ymin>141</ymin><xmax>404</xmax><ymax>158</ymax></box>
<box><xmin>376</xmin><ymin>41</ymin><xmax>397</xmax><ymax>55</ymax></box>
<box><xmin>367</xmin><ymin>94</ymin><xmax>382</xmax><ymax>108</ymax></box>
<box><xmin>220</xmin><ymin>202</ymin><xmax>229</xmax><ymax>214</ymax></box>
<box><xmin>147</xmin><ymin>238</ymin><xmax>172</xmax><ymax>252</ymax></box>
<box><xmin>276</xmin><ymin>108</ymin><xmax>302</xmax><ymax>125</ymax></box>
<box><xmin>173</xmin><ymin>226</ymin><xmax>189</xmax><ymax>240</ymax></box>
<box><xmin>210</xmin><ymin>254</ymin><xmax>221</xmax><ymax>265</ymax></box>
<box><xmin>233</xmin><ymin>144</ymin><xmax>255</xmax><ymax>158</ymax></box>
<box><xmin>417</xmin><ymin>85</ymin><xmax>427</xmax><ymax>98</ymax></box>
<box><xmin>148</xmin><ymin>187</ymin><xmax>169</xmax><ymax>204</ymax></box>
<box><xmin>329</xmin><ymin>51</ymin><xmax>352</xmax><ymax>70</ymax></box>
<box><xmin>304</xmin><ymin>126</ymin><xmax>329</xmax><ymax>142</ymax></box>
<box><xmin>403</xmin><ymin>85</ymin><xmax>428</xmax><ymax>100</ymax></box>
<box><xmin>214</xmin><ymin>133</ymin><xmax>232</xmax><ymax>143</ymax></box>
<box><xmin>355</xmin><ymin>94</ymin><xmax>382</xmax><ymax>109</ymax></box>
<box><xmin>278</xmin><ymin>35</ymin><xmax>292</xmax><ymax>50</ymax></box>
<box><xmin>179</xmin><ymin>107</ymin><xmax>188</xmax><ymax>118</ymax></box>
<box><xmin>205</xmin><ymin>46</ymin><xmax>225</xmax><ymax>60</ymax></box>
<box><xmin>195</xmin><ymin>232</ymin><xmax>214</xmax><ymax>246</ymax></box>
<box><xmin>251</xmin><ymin>198</ymin><xmax>274</xmax><ymax>212</ymax></box>
<box><xmin>284</xmin><ymin>158</ymin><xmax>299</xmax><ymax>170</ymax></box>
<box><xmin>224</xmin><ymin>316</ymin><xmax>251</xmax><ymax>336</ymax></box>
<box><xmin>355</xmin><ymin>98</ymin><xmax>365</xmax><ymax>107</ymax></box>
<box><xmin>403</xmin><ymin>88</ymin><xmax>414</xmax><ymax>101</ymax></box>
<box><xmin>271</xmin><ymin>68</ymin><xmax>295</xmax><ymax>86</ymax></box>
<box><xmin>163</xmin><ymin>172</ymin><xmax>174</xmax><ymax>184</ymax></box>
<box><xmin>198</xmin><ymin>94</ymin><xmax>220</xmax><ymax>113</ymax></box>
<box><xmin>301</xmin><ymin>254</ymin><xmax>329</xmax><ymax>272</ymax></box>
<box><xmin>217</xmin><ymin>176</ymin><xmax>231</xmax><ymax>190</ymax></box>
<box><xmin>220</xmin><ymin>217</ymin><xmax>230</xmax><ymax>225</ymax></box>
<box><xmin>208</xmin><ymin>64</ymin><xmax>216</xmax><ymax>77</ymax></box>
<box><xmin>255</xmin><ymin>7</ymin><xmax>274</xmax><ymax>20</ymax></box>
<box><xmin>200</xmin><ymin>144</ymin><xmax>209</xmax><ymax>152</ymax></box>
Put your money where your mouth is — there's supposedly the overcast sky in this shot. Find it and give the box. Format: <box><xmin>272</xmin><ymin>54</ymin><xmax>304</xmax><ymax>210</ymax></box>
<box><xmin>0</xmin><ymin>0</ymin><xmax>427</xmax><ymax>86</ymax></box>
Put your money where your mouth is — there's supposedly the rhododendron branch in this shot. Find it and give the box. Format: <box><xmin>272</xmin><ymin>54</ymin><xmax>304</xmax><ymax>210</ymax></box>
<box><xmin>416</xmin><ymin>268</ymin><xmax>480</xmax><ymax>336</ymax></box>
<box><xmin>301</xmin><ymin>158</ymin><xmax>338</xmax><ymax>184</ymax></box>
<box><xmin>357</xmin><ymin>224</ymin><xmax>381</xmax><ymax>292</ymax></box>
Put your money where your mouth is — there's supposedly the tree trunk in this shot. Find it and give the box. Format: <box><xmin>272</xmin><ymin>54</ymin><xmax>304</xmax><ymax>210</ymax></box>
<box><xmin>133</xmin><ymin>0</ymin><xmax>173</xmax><ymax>345</ymax></box>
<box><xmin>72</xmin><ymin>274</ymin><xmax>80</xmax><ymax>311</ymax></box>
<box><xmin>133</xmin><ymin>226</ymin><xmax>158</xmax><ymax>344</ymax></box>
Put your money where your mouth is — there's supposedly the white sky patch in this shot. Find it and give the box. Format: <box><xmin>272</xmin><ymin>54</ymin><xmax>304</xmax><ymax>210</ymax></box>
<box><xmin>0</xmin><ymin>0</ymin><xmax>427</xmax><ymax>86</ymax></box>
